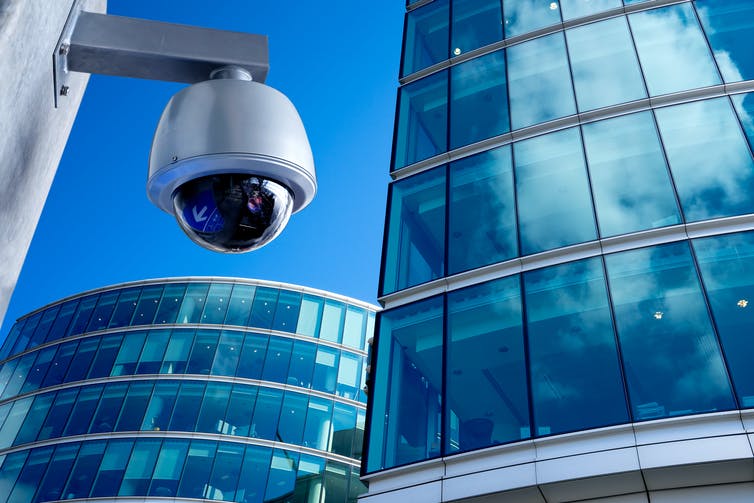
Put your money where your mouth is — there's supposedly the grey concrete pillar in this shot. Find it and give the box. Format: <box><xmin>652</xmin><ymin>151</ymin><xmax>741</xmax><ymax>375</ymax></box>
<box><xmin>0</xmin><ymin>0</ymin><xmax>106</xmax><ymax>325</ymax></box>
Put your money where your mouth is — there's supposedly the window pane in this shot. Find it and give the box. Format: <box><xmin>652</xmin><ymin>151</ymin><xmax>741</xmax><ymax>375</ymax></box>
<box><xmin>629</xmin><ymin>3</ymin><xmax>721</xmax><ymax>96</ymax></box>
<box><xmin>525</xmin><ymin>258</ymin><xmax>628</xmax><ymax>435</ymax></box>
<box><xmin>11</xmin><ymin>313</ymin><xmax>40</xmax><ymax>355</ymax></box>
<box><xmin>261</xmin><ymin>337</ymin><xmax>293</xmax><ymax>383</ymax></box>
<box><xmin>177</xmin><ymin>283</ymin><xmax>209</xmax><ymax>324</ymax></box>
<box><xmin>120</xmin><ymin>439</ymin><xmax>160</xmax><ymax>496</ymax></box>
<box><xmin>382</xmin><ymin>166</ymin><xmax>446</xmax><ymax>295</ymax></box>
<box><xmin>272</xmin><ymin>290</ymin><xmax>301</xmax><ymax>333</ymax></box>
<box><xmin>449</xmin><ymin>145</ymin><xmax>516</xmax><ymax>274</ymax></box>
<box><xmin>111</xmin><ymin>331</ymin><xmax>147</xmax><ymax>376</ymax></box>
<box><xmin>366</xmin><ymin>296</ymin><xmax>443</xmax><ymax>472</ymax></box>
<box><xmin>88</xmin><ymin>334</ymin><xmax>123</xmax><ymax>378</ymax></box>
<box><xmin>655</xmin><ymin>98</ymin><xmax>754</xmax><ymax>221</ymax></box>
<box><xmin>295</xmin><ymin>454</ymin><xmax>325</xmax><ymax>502</ymax></box>
<box><xmin>187</xmin><ymin>329</ymin><xmax>219</xmax><ymax>375</ymax></box>
<box><xmin>694</xmin><ymin>232</ymin><xmax>754</xmax><ymax>407</ymax></box>
<box><xmin>235</xmin><ymin>445</ymin><xmax>271</xmax><ymax>503</ymax></box>
<box><xmin>35</xmin><ymin>443</ymin><xmax>79</xmax><ymax>503</ymax></box>
<box><xmin>108</xmin><ymin>288</ymin><xmax>140</xmax><ymax>328</ymax></box>
<box><xmin>41</xmin><ymin>341</ymin><xmax>77</xmax><ymax>387</ymax></box>
<box><xmin>582</xmin><ymin>111</ymin><xmax>681</xmax><ymax>237</ymax></box>
<box><xmin>90</xmin><ymin>382</ymin><xmax>127</xmax><ymax>433</ymax></box>
<box><xmin>224</xmin><ymin>284</ymin><xmax>255</xmax><ymax>326</ymax></box>
<box><xmin>29</xmin><ymin>307</ymin><xmax>59</xmax><ymax>349</ymax></box>
<box><xmin>508</xmin><ymin>33</ymin><xmax>575</xmax><ymax>130</ymax></box>
<box><xmin>64</xmin><ymin>385</ymin><xmax>102</xmax><ymax>436</ymax></box>
<box><xmin>249</xmin><ymin>287</ymin><xmax>278</xmax><ymax>329</ymax></box>
<box><xmin>393</xmin><ymin>71</ymin><xmax>448</xmax><ymax>170</ymax></box>
<box><xmin>148</xmin><ymin>439</ymin><xmax>187</xmax><ymax>497</ymax></box>
<box><xmin>142</xmin><ymin>381</ymin><xmax>179</xmax><ymax>431</ymax></box>
<box><xmin>21</xmin><ymin>346</ymin><xmax>56</xmax><ymax>393</ymax></box>
<box><xmin>7</xmin><ymin>447</ymin><xmax>52</xmax><ymax>503</ymax></box>
<box><xmin>168</xmin><ymin>382</ymin><xmax>205</xmax><ymax>431</ymax></box>
<box><xmin>450</xmin><ymin>50</ymin><xmax>509</xmax><ymax>149</ymax></box>
<box><xmin>566</xmin><ymin>17</ymin><xmax>646</xmax><ymax>112</ymax></box>
<box><xmin>207</xmin><ymin>443</ymin><xmax>243</xmax><ymax>501</ymax></box>
<box><xmin>0</xmin><ymin>451</ymin><xmax>29</xmax><ymax>503</ymax></box>
<box><xmin>503</xmin><ymin>0</ymin><xmax>562</xmax><ymax>37</ymax></box>
<box><xmin>606</xmin><ymin>242</ymin><xmax>735</xmax><ymax>420</ymax></box>
<box><xmin>0</xmin><ymin>320</ymin><xmax>25</xmax><ymax>361</ymax></box>
<box><xmin>2</xmin><ymin>354</ymin><xmax>35</xmax><ymax>400</ymax></box>
<box><xmin>210</xmin><ymin>330</ymin><xmax>243</xmax><ymax>376</ymax></box>
<box><xmin>38</xmin><ymin>388</ymin><xmax>78</xmax><ymax>441</ymax></box>
<box><xmin>236</xmin><ymin>333</ymin><xmax>268</xmax><ymax>380</ymax></box>
<box><xmin>515</xmin><ymin>127</ymin><xmax>596</xmax><ymax>254</ymax></box>
<box><xmin>251</xmin><ymin>387</ymin><xmax>283</xmax><ymax>440</ymax></box>
<box><xmin>265</xmin><ymin>450</ymin><xmax>298</xmax><ymax>502</ymax></box>
<box><xmin>161</xmin><ymin>329</ymin><xmax>194</xmax><ymax>374</ymax></box>
<box><xmin>732</xmin><ymin>92</ymin><xmax>754</xmax><ymax>153</ymax></box>
<box><xmin>196</xmin><ymin>382</ymin><xmax>231</xmax><ymax>434</ymax></box>
<box><xmin>451</xmin><ymin>0</ymin><xmax>502</xmax><ymax>56</ymax></box>
<box><xmin>296</xmin><ymin>295</ymin><xmax>323</xmax><ymax>338</ymax></box>
<box><xmin>312</xmin><ymin>347</ymin><xmax>339</xmax><ymax>394</ymax></box>
<box><xmin>64</xmin><ymin>337</ymin><xmax>100</xmax><ymax>382</ymax></box>
<box><xmin>67</xmin><ymin>295</ymin><xmax>98</xmax><ymax>336</ymax></box>
<box><xmin>402</xmin><ymin>0</ymin><xmax>449</xmax><ymax>76</ymax></box>
<box><xmin>447</xmin><ymin>276</ymin><xmax>529</xmax><ymax>453</ymax></box>
<box><xmin>91</xmin><ymin>440</ymin><xmax>133</xmax><ymax>497</ymax></box>
<box><xmin>62</xmin><ymin>441</ymin><xmax>106</xmax><ymax>499</ymax></box>
<box><xmin>132</xmin><ymin>286</ymin><xmax>163</xmax><ymax>326</ymax></box>
<box><xmin>46</xmin><ymin>300</ymin><xmax>77</xmax><ymax>342</ymax></box>
<box><xmin>278</xmin><ymin>391</ymin><xmax>308</xmax><ymax>446</ymax></box>
<box><xmin>14</xmin><ymin>394</ymin><xmax>54</xmax><ymax>445</ymax></box>
<box><xmin>331</xmin><ymin>403</ymin><xmax>357</xmax><ymax>458</ymax></box>
<box><xmin>342</xmin><ymin>306</ymin><xmax>366</xmax><ymax>349</ymax></box>
<box><xmin>320</xmin><ymin>300</ymin><xmax>345</xmax><ymax>343</ymax></box>
<box><xmin>136</xmin><ymin>330</ymin><xmax>170</xmax><ymax>374</ymax></box>
<box><xmin>303</xmin><ymin>397</ymin><xmax>332</xmax><ymax>451</ymax></box>
<box><xmin>336</xmin><ymin>353</ymin><xmax>361</xmax><ymax>400</ymax></box>
<box><xmin>288</xmin><ymin>341</ymin><xmax>316</xmax><ymax>389</ymax></box>
<box><xmin>323</xmin><ymin>461</ymin><xmax>349</xmax><ymax>503</ymax></box>
<box><xmin>177</xmin><ymin>440</ymin><xmax>217</xmax><ymax>499</ymax></box>
<box><xmin>86</xmin><ymin>291</ymin><xmax>119</xmax><ymax>332</ymax></box>
<box><xmin>226</xmin><ymin>385</ymin><xmax>257</xmax><ymax>437</ymax></box>
<box><xmin>201</xmin><ymin>283</ymin><xmax>232</xmax><ymax>325</ymax></box>
<box><xmin>696</xmin><ymin>0</ymin><xmax>754</xmax><ymax>83</ymax></box>
<box><xmin>116</xmin><ymin>381</ymin><xmax>153</xmax><ymax>432</ymax></box>
<box><xmin>560</xmin><ymin>0</ymin><xmax>620</xmax><ymax>19</ymax></box>
<box><xmin>154</xmin><ymin>284</ymin><xmax>186</xmax><ymax>325</ymax></box>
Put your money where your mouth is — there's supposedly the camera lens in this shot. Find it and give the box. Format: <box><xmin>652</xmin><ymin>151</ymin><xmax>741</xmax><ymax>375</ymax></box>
<box><xmin>172</xmin><ymin>174</ymin><xmax>293</xmax><ymax>253</ymax></box>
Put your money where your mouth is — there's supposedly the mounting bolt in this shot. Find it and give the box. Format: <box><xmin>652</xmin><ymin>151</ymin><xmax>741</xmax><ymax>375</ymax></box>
<box><xmin>59</xmin><ymin>86</ymin><xmax>69</xmax><ymax>96</ymax></box>
<box><xmin>58</xmin><ymin>44</ymin><xmax>69</xmax><ymax>56</ymax></box>
<box><xmin>171</xmin><ymin>156</ymin><xmax>178</xmax><ymax>162</ymax></box>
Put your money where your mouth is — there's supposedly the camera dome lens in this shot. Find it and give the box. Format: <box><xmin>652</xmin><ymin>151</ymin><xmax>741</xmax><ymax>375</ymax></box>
<box><xmin>172</xmin><ymin>174</ymin><xmax>293</xmax><ymax>253</ymax></box>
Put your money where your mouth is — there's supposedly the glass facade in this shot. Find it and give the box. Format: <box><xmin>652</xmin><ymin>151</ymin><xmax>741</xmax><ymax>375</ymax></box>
<box><xmin>0</xmin><ymin>279</ymin><xmax>376</xmax><ymax>503</ymax></box>
<box><xmin>369</xmin><ymin>0</ymin><xmax>754</xmax><ymax>476</ymax></box>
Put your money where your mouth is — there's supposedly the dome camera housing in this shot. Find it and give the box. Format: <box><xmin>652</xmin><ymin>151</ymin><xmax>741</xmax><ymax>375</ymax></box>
<box><xmin>147</xmin><ymin>74</ymin><xmax>316</xmax><ymax>253</ymax></box>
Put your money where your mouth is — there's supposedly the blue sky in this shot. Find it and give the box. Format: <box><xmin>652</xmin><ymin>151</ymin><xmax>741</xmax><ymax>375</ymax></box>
<box><xmin>1</xmin><ymin>1</ymin><xmax>403</xmax><ymax>338</ymax></box>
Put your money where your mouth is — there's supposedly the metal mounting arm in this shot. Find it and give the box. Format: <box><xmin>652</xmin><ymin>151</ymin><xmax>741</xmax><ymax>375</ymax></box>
<box><xmin>54</xmin><ymin>1</ymin><xmax>269</xmax><ymax>107</ymax></box>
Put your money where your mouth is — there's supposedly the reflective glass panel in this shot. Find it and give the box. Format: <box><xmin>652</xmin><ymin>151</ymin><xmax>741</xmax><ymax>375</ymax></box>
<box><xmin>312</xmin><ymin>346</ymin><xmax>339</xmax><ymax>394</ymax></box>
<box><xmin>560</xmin><ymin>0</ymin><xmax>620</xmax><ymax>19</ymax></box>
<box><xmin>525</xmin><ymin>258</ymin><xmax>628</xmax><ymax>435</ymax></box>
<box><xmin>211</xmin><ymin>330</ymin><xmax>243</xmax><ymax>376</ymax></box>
<box><xmin>302</xmin><ymin>397</ymin><xmax>332</xmax><ymax>451</ymax></box>
<box><xmin>451</xmin><ymin>0</ymin><xmax>502</xmax><ymax>56</ymax></box>
<box><xmin>342</xmin><ymin>306</ymin><xmax>366</xmax><ymax>349</ymax></box>
<box><xmin>132</xmin><ymin>286</ymin><xmax>163</xmax><ymax>325</ymax></box>
<box><xmin>38</xmin><ymin>388</ymin><xmax>77</xmax><ymax>440</ymax></box>
<box><xmin>12</xmin><ymin>313</ymin><xmax>40</xmax><ymax>355</ymax></box>
<box><xmin>450</xmin><ymin>50</ymin><xmax>509</xmax><ymax>149</ymax></box>
<box><xmin>0</xmin><ymin>320</ymin><xmax>25</xmax><ymax>360</ymax></box>
<box><xmin>447</xmin><ymin>276</ymin><xmax>529</xmax><ymax>453</ymax></box>
<box><xmin>90</xmin><ymin>382</ymin><xmax>127</xmax><ymax>433</ymax></box>
<box><xmin>236</xmin><ymin>333</ymin><xmax>268</xmax><ymax>380</ymax></box>
<box><xmin>111</xmin><ymin>331</ymin><xmax>146</xmax><ymax>376</ymax></box>
<box><xmin>235</xmin><ymin>445</ymin><xmax>271</xmax><ymax>503</ymax></box>
<box><xmin>148</xmin><ymin>439</ymin><xmax>187</xmax><ymax>497</ymax></box>
<box><xmin>297</xmin><ymin>295</ymin><xmax>323</xmax><ymax>338</ymax></box>
<box><xmin>201</xmin><ymin>283</ymin><xmax>232</xmax><ymax>325</ymax></box>
<box><xmin>226</xmin><ymin>385</ymin><xmax>257</xmax><ymax>437</ymax></box>
<box><xmin>732</xmin><ymin>92</ymin><xmax>754</xmax><ymax>154</ymax></box>
<box><xmin>288</xmin><ymin>340</ymin><xmax>316</xmax><ymax>388</ymax></box>
<box><xmin>278</xmin><ymin>391</ymin><xmax>308</xmax><ymax>446</ymax></box>
<box><xmin>35</xmin><ymin>443</ymin><xmax>79</xmax><ymax>503</ymax></box>
<box><xmin>116</xmin><ymin>381</ymin><xmax>153</xmax><ymax>432</ymax></box>
<box><xmin>88</xmin><ymin>334</ymin><xmax>122</xmax><ymax>378</ymax></box>
<box><xmin>7</xmin><ymin>447</ymin><xmax>52</xmax><ymax>503</ymax></box>
<box><xmin>249</xmin><ymin>287</ymin><xmax>278</xmax><ymax>329</ymax></box>
<box><xmin>320</xmin><ymin>300</ymin><xmax>345</xmax><ymax>343</ymax></box>
<box><xmin>272</xmin><ymin>290</ymin><xmax>301</xmax><ymax>333</ymax></box>
<box><xmin>62</xmin><ymin>440</ymin><xmax>106</xmax><ymax>499</ymax></box>
<box><xmin>176</xmin><ymin>440</ymin><xmax>216</xmax><ymax>499</ymax></box>
<box><xmin>655</xmin><ymin>98</ymin><xmax>754</xmax><ymax>221</ymax></box>
<box><xmin>168</xmin><ymin>382</ymin><xmax>205</xmax><ymax>431</ymax></box>
<box><xmin>449</xmin><ymin>145</ymin><xmax>517</xmax><ymax>274</ymax></box>
<box><xmin>251</xmin><ymin>387</ymin><xmax>283</xmax><ymax>440</ymax></box>
<box><xmin>382</xmin><ymin>166</ymin><xmax>446</xmax><ymax>295</ymax></box>
<box><xmin>331</xmin><ymin>403</ymin><xmax>357</xmax><ymax>458</ymax></box>
<box><xmin>14</xmin><ymin>394</ymin><xmax>54</xmax><ymax>445</ymax></box>
<box><xmin>161</xmin><ymin>328</ymin><xmax>193</xmax><ymax>374</ymax></box>
<box><xmin>224</xmin><ymin>284</ymin><xmax>254</xmax><ymax>326</ymax></box>
<box><xmin>366</xmin><ymin>296</ymin><xmax>443</xmax><ymax>472</ymax></box>
<box><xmin>265</xmin><ymin>450</ymin><xmax>298</xmax><ymax>502</ymax></box>
<box><xmin>87</xmin><ymin>291</ymin><xmax>118</xmax><ymax>332</ymax></box>
<box><xmin>393</xmin><ymin>71</ymin><xmax>448</xmax><ymax>170</ymax></box>
<box><xmin>696</xmin><ymin>0</ymin><xmax>754</xmax><ymax>82</ymax></box>
<box><xmin>295</xmin><ymin>455</ymin><xmax>325</xmax><ymax>502</ymax></box>
<box><xmin>109</xmin><ymin>288</ymin><xmax>140</xmax><ymax>328</ymax></box>
<box><xmin>153</xmin><ymin>284</ymin><xmax>186</xmax><ymax>325</ymax></box>
<box><xmin>2</xmin><ymin>353</ymin><xmax>34</xmax><ymax>399</ymax></box>
<box><xmin>508</xmin><ymin>33</ymin><xmax>576</xmax><ymax>130</ymax></box>
<box><xmin>261</xmin><ymin>337</ymin><xmax>292</xmax><ymax>383</ymax></box>
<box><xmin>187</xmin><ymin>329</ymin><xmax>219</xmax><ymax>374</ymax></box>
<box><xmin>67</xmin><ymin>295</ymin><xmax>97</xmax><ymax>336</ymax></box>
<box><xmin>694</xmin><ymin>232</ymin><xmax>754</xmax><ymax>407</ymax></box>
<box><xmin>196</xmin><ymin>382</ymin><xmax>231</xmax><ymax>434</ymax></box>
<box><xmin>41</xmin><ymin>341</ymin><xmax>76</xmax><ymax>387</ymax></box>
<box><xmin>177</xmin><ymin>283</ymin><xmax>209</xmax><ymax>324</ymax></box>
<box><xmin>0</xmin><ymin>398</ymin><xmax>31</xmax><ymax>449</ymax></box>
<box><xmin>64</xmin><ymin>337</ymin><xmax>100</xmax><ymax>382</ymax></box>
<box><xmin>629</xmin><ymin>3</ymin><xmax>721</xmax><ymax>96</ymax></box>
<box><xmin>21</xmin><ymin>346</ymin><xmax>56</xmax><ymax>393</ymax></box>
<box><xmin>136</xmin><ymin>330</ymin><xmax>170</xmax><ymax>374</ymax></box>
<box><xmin>336</xmin><ymin>353</ymin><xmax>361</xmax><ymax>400</ymax></box>
<box><xmin>503</xmin><ymin>0</ymin><xmax>562</xmax><ymax>37</ymax></box>
<box><xmin>46</xmin><ymin>300</ymin><xmax>77</xmax><ymax>342</ymax></box>
<box><xmin>323</xmin><ymin>461</ymin><xmax>349</xmax><ymax>503</ymax></box>
<box><xmin>0</xmin><ymin>451</ymin><xmax>28</xmax><ymax>503</ymax></box>
<box><xmin>91</xmin><ymin>440</ymin><xmax>132</xmax><ymax>497</ymax></box>
<box><xmin>582</xmin><ymin>111</ymin><xmax>681</xmax><ymax>236</ymax></box>
<box><xmin>64</xmin><ymin>385</ymin><xmax>102</xmax><ymax>436</ymax></box>
<box><xmin>606</xmin><ymin>242</ymin><xmax>735</xmax><ymax>420</ymax></box>
<box><xmin>29</xmin><ymin>306</ymin><xmax>58</xmax><ymax>349</ymax></box>
<box><xmin>566</xmin><ymin>17</ymin><xmax>646</xmax><ymax>112</ymax></box>
<box><xmin>515</xmin><ymin>127</ymin><xmax>596</xmax><ymax>255</ymax></box>
<box><xmin>208</xmin><ymin>443</ymin><xmax>243</xmax><ymax>501</ymax></box>
<box><xmin>402</xmin><ymin>0</ymin><xmax>449</xmax><ymax>76</ymax></box>
<box><xmin>142</xmin><ymin>381</ymin><xmax>179</xmax><ymax>431</ymax></box>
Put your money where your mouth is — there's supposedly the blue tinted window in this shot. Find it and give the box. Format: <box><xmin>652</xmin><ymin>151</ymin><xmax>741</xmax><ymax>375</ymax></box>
<box><xmin>273</xmin><ymin>290</ymin><xmax>302</xmax><ymax>333</ymax></box>
<box><xmin>606</xmin><ymin>242</ymin><xmax>735</xmax><ymax>420</ymax></box>
<box><xmin>41</xmin><ymin>341</ymin><xmax>76</xmax><ymax>387</ymax></box>
<box><xmin>629</xmin><ymin>3</ymin><xmax>721</xmax><ymax>96</ymax></box>
<box><xmin>136</xmin><ymin>330</ymin><xmax>169</xmax><ymax>374</ymax></box>
<box><xmin>168</xmin><ymin>382</ymin><xmax>205</xmax><ymax>431</ymax></box>
<box><xmin>449</xmin><ymin>146</ymin><xmax>516</xmax><ymax>274</ymax></box>
<box><xmin>0</xmin><ymin>451</ymin><xmax>29</xmax><ymax>503</ymax></box>
<box><xmin>2</xmin><ymin>354</ymin><xmax>35</xmax><ymax>399</ymax></box>
<box><xmin>296</xmin><ymin>295</ymin><xmax>323</xmax><ymax>338</ymax></box>
<box><xmin>249</xmin><ymin>287</ymin><xmax>278</xmax><ymax>329</ymax></box>
<box><xmin>87</xmin><ymin>291</ymin><xmax>119</xmax><ymax>332</ymax></box>
<box><xmin>224</xmin><ymin>284</ymin><xmax>254</xmax><ymax>326</ymax></box>
<box><xmin>320</xmin><ymin>300</ymin><xmax>345</xmax><ymax>343</ymax></box>
<box><xmin>111</xmin><ymin>331</ymin><xmax>146</xmax><ymax>376</ymax></box>
<box><xmin>196</xmin><ymin>382</ymin><xmax>231</xmax><ymax>434</ymax></box>
<box><xmin>90</xmin><ymin>382</ymin><xmax>127</xmax><ymax>433</ymax></box>
<box><xmin>88</xmin><ymin>334</ymin><xmax>122</xmax><ymax>378</ymax></box>
<box><xmin>236</xmin><ymin>333</ymin><xmax>268</xmax><ymax>380</ymax></box>
<box><xmin>142</xmin><ymin>381</ymin><xmax>179</xmax><ymax>431</ymax></box>
<box><xmin>148</xmin><ymin>439</ymin><xmax>187</xmax><ymax>497</ymax></box>
<box><xmin>288</xmin><ymin>340</ymin><xmax>316</xmax><ymax>388</ymax></box>
<box><xmin>525</xmin><ymin>258</ymin><xmax>628</xmax><ymax>435</ymax></box>
<box><xmin>261</xmin><ymin>337</ymin><xmax>293</xmax><ymax>383</ymax></box>
<box><xmin>211</xmin><ymin>330</ymin><xmax>243</xmax><ymax>376</ymax></box>
<box><xmin>696</xmin><ymin>0</ymin><xmax>754</xmax><ymax>82</ymax></box>
<box><xmin>694</xmin><ymin>232</ymin><xmax>754</xmax><ymax>407</ymax></box>
<box><xmin>64</xmin><ymin>385</ymin><xmax>102</xmax><ymax>436</ymax></box>
<box><xmin>119</xmin><ymin>439</ymin><xmax>160</xmax><ymax>496</ymax></box>
<box><xmin>0</xmin><ymin>321</ymin><xmax>25</xmax><ymax>361</ymax></box>
<box><xmin>201</xmin><ymin>283</ymin><xmax>232</xmax><ymax>325</ymax></box>
<box><xmin>582</xmin><ymin>111</ymin><xmax>681</xmax><ymax>237</ymax></box>
<box><xmin>177</xmin><ymin>283</ymin><xmax>209</xmax><ymax>324</ymax></box>
<box><xmin>382</xmin><ymin>166</ymin><xmax>446</xmax><ymax>295</ymax></box>
<box><xmin>560</xmin><ymin>0</ymin><xmax>620</xmax><ymax>19</ymax></box>
<box><xmin>161</xmin><ymin>329</ymin><xmax>193</xmax><ymax>374</ymax></box>
<box><xmin>393</xmin><ymin>71</ymin><xmax>448</xmax><ymax>170</ymax></box>
<box><xmin>12</xmin><ymin>313</ymin><xmax>40</xmax><ymax>355</ymax></box>
<box><xmin>336</xmin><ymin>353</ymin><xmax>361</xmax><ymax>400</ymax></box>
<box><xmin>265</xmin><ymin>450</ymin><xmax>298</xmax><ymax>502</ymax></box>
<box><xmin>450</xmin><ymin>50</ymin><xmax>509</xmax><ymax>149</ymax></box>
<box><xmin>14</xmin><ymin>394</ymin><xmax>54</xmax><ymax>445</ymax></box>
<box><xmin>503</xmin><ymin>0</ymin><xmax>562</xmax><ymax>37</ymax></box>
<box><xmin>35</xmin><ymin>443</ymin><xmax>79</xmax><ymax>503</ymax></box>
<box><xmin>367</xmin><ymin>296</ymin><xmax>443</xmax><ymax>472</ymax></box>
<box><xmin>208</xmin><ymin>443</ymin><xmax>244</xmax><ymax>501</ymax></box>
<box><xmin>312</xmin><ymin>347</ymin><xmax>339</xmax><ymax>394</ymax></box>
<box><xmin>732</xmin><ymin>92</ymin><xmax>754</xmax><ymax>154</ymax></box>
<box><xmin>91</xmin><ymin>440</ymin><xmax>132</xmax><ymax>497</ymax></box>
<box><xmin>303</xmin><ymin>397</ymin><xmax>332</xmax><ymax>451</ymax></box>
<box><xmin>236</xmin><ymin>445</ymin><xmax>271</xmax><ymax>502</ymax></box>
<box><xmin>226</xmin><ymin>385</ymin><xmax>257</xmax><ymax>437</ymax></box>
<box><xmin>29</xmin><ymin>307</ymin><xmax>58</xmax><ymax>349</ymax></box>
<box><xmin>153</xmin><ymin>284</ymin><xmax>185</xmax><ymax>325</ymax></box>
<box><xmin>508</xmin><ymin>33</ymin><xmax>576</xmax><ymax>130</ymax></box>
<box><xmin>38</xmin><ymin>389</ymin><xmax>77</xmax><ymax>440</ymax></box>
<box><xmin>515</xmin><ymin>128</ymin><xmax>596</xmax><ymax>255</ymax></box>
<box><xmin>7</xmin><ymin>447</ymin><xmax>52</xmax><ymax>503</ymax></box>
<box><xmin>67</xmin><ymin>295</ymin><xmax>98</xmax><ymax>336</ymax></box>
<box><xmin>177</xmin><ymin>440</ymin><xmax>216</xmax><ymax>499</ymax></box>
<box><xmin>0</xmin><ymin>398</ymin><xmax>31</xmax><ymax>449</ymax></box>
<box><xmin>447</xmin><ymin>277</ymin><xmax>529</xmax><ymax>453</ymax></box>
<box><xmin>251</xmin><ymin>387</ymin><xmax>283</xmax><ymax>440</ymax></box>
<box><xmin>332</xmin><ymin>404</ymin><xmax>358</xmax><ymax>458</ymax></box>
<box><xmin>342</xmin><ymin>307</ymin><xmax>366</xmax><ymax>349</ymax></box>
<box><xmin>132</xmin><ymin>286</ymin><xmax>163</xmax><ymax>326</ymax></box>
<box><xmin>21</xmin><ymin>346</ymin><xmax>56</xmax><ymax>393</ymax></box>
<box><xmin>62</xmin><ymin>441</ymin><xmax>106</xmax><ymax>499</ymax></box>
<box><xmin>186</xmin><ymin>329</ymin><xmax>218</xmax><ymax>375</ymax></box>
<box><xmin>402</xmin><ymin>0</ymin><xmax>449</xmax><ymax>76</ymax></box>
<box><xmin>46</xmin><ymin>300</ymin><xmax>77</xmax><ymax>342</ymax></box>
<box><xmin>451</xmin><ymin>0</ymin><xmax>502</xmax><ymax>56</ymax></box>
<box><xmin>116</xmin><ymin>381</ymin><xmax>153</xmax><ymax>432</ymax></box>
<box><xmin>566</xmin><ymin>17</ymin><xmax>646</xmax><ymax>112</ymax></box>
<box><xmin>655</xmin><ymin>98</ymin><xmax>754</xmax><ymax>221</ymax></box>
<box><xmin>64</xmin><ymin>337</ymin><xmax>100</xmax><ymax>382</ymax></box>
<box><xmin>108</xmin><ymin>288</ymin><xmax>140</xmax><ymax>328</ymax></box>
<box><xmin>278</xmin><ymin>391</ymin><xmax>307</xmax><ymax>446</ymax></box>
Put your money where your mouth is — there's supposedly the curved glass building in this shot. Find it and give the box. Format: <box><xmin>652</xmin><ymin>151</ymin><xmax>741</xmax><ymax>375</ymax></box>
<box><xmin>0</xmin><ymin>278</ymin><xmax>376</xmax><ymax>503</ymax></box>
<box><xmin>364</xmin><ymin>1</ymin><xmax>754</xmax><ymax>502</ymax></box>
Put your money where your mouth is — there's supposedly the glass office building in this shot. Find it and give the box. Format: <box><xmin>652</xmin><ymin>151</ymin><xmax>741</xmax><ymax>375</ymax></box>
<box><xmin>364</xmin><ymin>1</ymin><xmax>754</xmax><ymax>502</ymax></box>
<box><xmin>0</xmin><ymin>278</ymin><xmax>376</xmax><ymax>503</ymax></box>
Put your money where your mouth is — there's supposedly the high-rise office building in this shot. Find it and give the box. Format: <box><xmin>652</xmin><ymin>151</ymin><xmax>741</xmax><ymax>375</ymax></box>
<box><xmin>0</xmin><ymin>278</ymin><xmax>376</xmax><ymax>503</ymax></box>
<box><xmin>363</xmin><ymin>1</ymin><xmax>754</xmax><ymax>502</ymax></box>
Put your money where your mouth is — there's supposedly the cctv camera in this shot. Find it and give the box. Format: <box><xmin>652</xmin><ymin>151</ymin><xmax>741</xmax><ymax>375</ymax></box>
<box><xmin>146</xmin><ymin>69</ymin><xmax>316</xmax><ymax>253</ymax></box>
